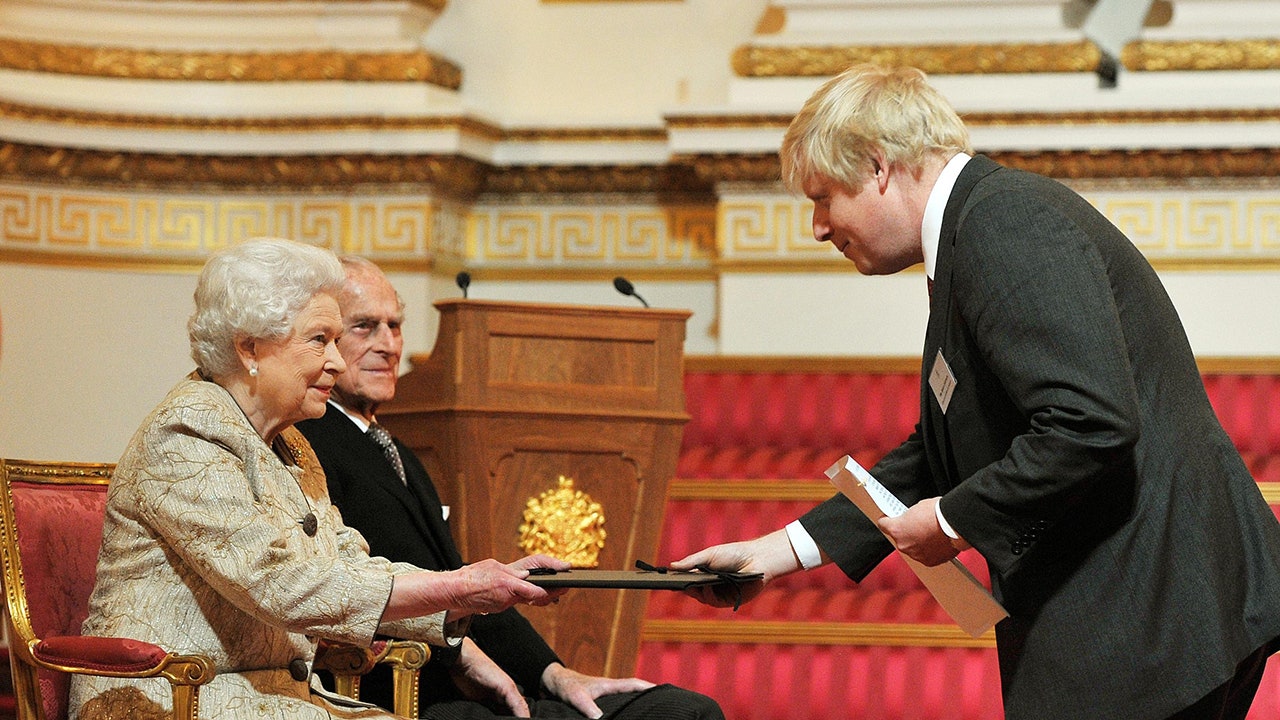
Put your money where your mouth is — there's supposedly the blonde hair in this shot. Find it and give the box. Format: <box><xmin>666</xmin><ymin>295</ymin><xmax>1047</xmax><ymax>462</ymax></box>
<box><xmin>780</xmin><ymin>64</ymin><xmax>972</xmax><ymax>193</ymax></box>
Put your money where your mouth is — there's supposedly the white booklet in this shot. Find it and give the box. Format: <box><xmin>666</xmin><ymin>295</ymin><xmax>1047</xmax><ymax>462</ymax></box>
<box><xmin>825</xmin><ymin>455</ymin><xmax>1009</xmax><ymax>637</ymax></box>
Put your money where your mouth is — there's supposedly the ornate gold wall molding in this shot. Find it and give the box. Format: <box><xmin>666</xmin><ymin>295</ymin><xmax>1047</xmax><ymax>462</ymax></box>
<box><xmin>717</xmin><ymin>185</ymin><xmax>1280</xmax><ymax>267</ymax></box>
<box><xmin>0</xmin><ymin>39</ymin><xmax>462</xmax><ymax>86</ymax></box>
<box><xmin>732</xmin><ymin>39</ymin><xmax>1280</xmax><ymax>77</ymax></box>
<box><xmin>683</xmin><ymin>149</ymin><xmax>1280</xmax><ymax>187</ymax></box>
<box><xmin>1082</xmin><ymin>192</ymin><xmax>1280</xmax><ymax>257</ymax></box>
<box><xmin>965</xmin><ymin>109</ymin><xmax>1280</xmax><ymax>127</ymax></box>
<box><xmin>669</xmin><ymin>108</ymin><xmax>1280</xmax><ymax>132</ymax></box>
<box><xmin>988</xmin><ymin>149</ymin><xmax>1280</xmax><ymax>181</ymax></box>
<box><xmin>467</xmin><ymin>204</ymin><xmax>716</xmax><ymax>267</ymax></box>
<box><xmin>481</xmin><ymin>164</ymin><xmax>713</xmax><ymax>199</ymax></box>
<box><xmin>1122</xmin><ymin>39</ymin><xmax>1280</xmax><ymax>71</ymax></box>
<box><xmin>6</xmin><ymin>142</ymin><xmax>1280</xmax><ymax>201</ymax></box>
<box><xmin>719</xmin><ymin>196</ymin><xmax>819</xmax><ymax>257</ymax></box>
<box><xmin>0</xmin><ymin>102</ymin><xmax>503</xmax><ymax>138</ymax></box>
<box><xmin>0</xmin><ymin>142</ymin><xmax>487</xmax><ymax>198</ymax></box>
<box><xmin>0</xmin><ymin>184</ymin><xmax>446</xmax><ymax>269</ymax></box>
<box><xmin>681</xmin><ymin>154</ymin><xmax>785</xmax><ymax>187</ymax></box>
<box><xmin>732</xmin><ymin>41</ymin><xmax>1101</xmax><ymax>77</ymax></box>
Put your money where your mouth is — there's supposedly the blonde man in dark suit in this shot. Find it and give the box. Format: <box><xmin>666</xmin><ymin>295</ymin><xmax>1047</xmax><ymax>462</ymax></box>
<box><xmin>675</xmin><ymin>64</ymin><xmax>1280</xmax><ymax>720</ymax></box>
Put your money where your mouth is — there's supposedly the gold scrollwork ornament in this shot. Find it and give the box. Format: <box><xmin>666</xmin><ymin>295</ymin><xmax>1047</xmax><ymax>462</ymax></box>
<box><xmin>518</xmin><ymin>476</ymin><xmax>606</xmax><ymax>567</ymax></box>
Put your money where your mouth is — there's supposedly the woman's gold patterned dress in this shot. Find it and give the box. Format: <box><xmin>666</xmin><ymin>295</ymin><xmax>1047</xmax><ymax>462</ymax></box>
<box><xmin>70</xmin><ymin>377</ymin><xmax>461</xmax><ymax>719</ymax></box>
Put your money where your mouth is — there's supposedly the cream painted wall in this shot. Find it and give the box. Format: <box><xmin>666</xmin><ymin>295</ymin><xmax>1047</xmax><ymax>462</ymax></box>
<box><xmin>424</xmin><ymin>0</ymin><xmax>769</xmax><ymax>125</ymax></box>
<box><xmin>1159</xmin><ymin>272</ymin><xmax>1280</xmax><ymax>356</ymax></box>
<box><xmin>0</xmin><ymin>265</ymin><xmax>197</xmax><ymax>462</ymax></box>
<box><xmin>715</xmin><ymin>269</ymin><xmax>1280</xmax><ymax>358</ymax></box>
<box><xmin>718</xmin><ymin>272</ymin><xmax>931</xmax><ymax>356</ymax></box>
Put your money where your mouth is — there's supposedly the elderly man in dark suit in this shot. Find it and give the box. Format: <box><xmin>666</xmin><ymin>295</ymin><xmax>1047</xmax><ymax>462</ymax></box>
<box><xmin>674</xmin><ymin>63</ymin><xmax>1280</xmax><ymax>720</ymax></box>
<box><xmin>297</xmin><ymin>256</ymin><xmax>724</xmax><ymax>720</ymax></box>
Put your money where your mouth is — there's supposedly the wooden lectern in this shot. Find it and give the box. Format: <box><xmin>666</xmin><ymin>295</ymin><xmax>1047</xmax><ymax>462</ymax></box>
<box><xmin>378</xmin><ymin>298</ymin><xmax>690</xmax><ymax>678</ymax></box>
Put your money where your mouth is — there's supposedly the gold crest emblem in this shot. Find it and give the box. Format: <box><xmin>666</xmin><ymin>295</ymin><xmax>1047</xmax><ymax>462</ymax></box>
<box><xmin>518</xmin><ymin>476</ymin><xmax>606</xmax><ymax>567</ymax></box>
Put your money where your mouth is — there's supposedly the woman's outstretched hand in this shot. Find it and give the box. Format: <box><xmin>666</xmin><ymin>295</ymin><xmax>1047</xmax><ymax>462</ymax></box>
<box><xmin>384</xmin><ymin>555</ymin><xmax>570</xmax><ymax>621</ymax></box>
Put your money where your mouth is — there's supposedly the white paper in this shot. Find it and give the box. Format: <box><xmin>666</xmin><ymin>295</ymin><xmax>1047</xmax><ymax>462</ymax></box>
<box><xmin>825</xmin><ymin>455</ymin><xmax>1008</xmax><ymax>637</ymax></box>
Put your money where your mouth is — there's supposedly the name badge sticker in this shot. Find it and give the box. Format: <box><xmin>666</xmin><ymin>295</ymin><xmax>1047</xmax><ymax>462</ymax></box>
<box><xmin>929</xmin><ymin>350</ymin><xmax>957</xmax><ymax>414</ymax></box>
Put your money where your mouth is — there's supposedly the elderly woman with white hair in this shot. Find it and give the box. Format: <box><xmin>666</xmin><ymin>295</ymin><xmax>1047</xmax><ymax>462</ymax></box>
<box><xmin>69</xmin><ymin>238</ymin><xmax>566</xmax><ymax>720</ymax></box>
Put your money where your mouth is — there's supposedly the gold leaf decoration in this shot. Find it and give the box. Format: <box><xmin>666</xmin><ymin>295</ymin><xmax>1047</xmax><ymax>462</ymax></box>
<box><xmin>0</xmin><ymin>39</ymin><xmax>462</xmax><ymax>87</ymax></box>
<box><xmin>731</xmin><ymin>42</ymin><xmax>1101</xmax><ymax>77</ymax></box>
<box><xmin>518</xmin><ymin>476</ymin><xmax>606</xmax><ymax>568</ymax></box>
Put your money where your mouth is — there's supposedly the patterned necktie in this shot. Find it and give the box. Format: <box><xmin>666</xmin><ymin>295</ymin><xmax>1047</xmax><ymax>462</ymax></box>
<box><xmin>367</xmin><ymin>423</ymin><xmax>407</xmax><ymax>485</ymax></box>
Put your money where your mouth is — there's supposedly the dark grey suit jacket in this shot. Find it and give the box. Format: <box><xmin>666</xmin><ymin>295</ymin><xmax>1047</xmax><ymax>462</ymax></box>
<box><xmin>297</xmin><ymin>406</ymin><xmax>561</xmax><ymax>710</ymax></box>
<box><xmin>801</xmin><ymin>155</ymin><xmax>1280</xmax><ymax>720</ymax></box>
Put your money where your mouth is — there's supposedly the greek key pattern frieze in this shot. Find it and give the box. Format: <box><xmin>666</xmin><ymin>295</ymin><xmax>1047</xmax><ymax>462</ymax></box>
<box><xmin>1083</xmin><ymin>193</ymin><xmax>1280</xmax><ymax>255</ymax></box>
<box><xmin>467</xmin><ymin>205</ymin><xmax>716</xmax><ymax>266</ymax></box>
<box><xmin>720</xmin><ymin>192</ymin><xmax>1280</xmax><ymax>263</ymax></box>
<box><xmin>0</xmin><ymin>186</ymin><xmax>443</xmax><ymax>263</ymax></box>
<box><xmin>720</xmin><ymin>197</ymin><xmax>829</xmax><ymax>257</ymax></box>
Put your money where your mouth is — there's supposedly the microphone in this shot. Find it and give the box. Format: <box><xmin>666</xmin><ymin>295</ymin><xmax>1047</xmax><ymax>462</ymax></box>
<box><xmin>456</xmin><ymin>271</ymin><xmax>471</xmax><ymax>298</ymax></box>
<box><xmin>612</xmin><ymin>276</ymin><xmax>649</xmax><ymax>308</ymax></box>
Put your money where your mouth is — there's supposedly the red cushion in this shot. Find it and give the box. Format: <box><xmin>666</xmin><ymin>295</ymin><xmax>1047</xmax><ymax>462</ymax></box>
<box><xmin>34</xmin><ymin>636</ymin><xmax>167</xmax><ymax>674</ymax></box>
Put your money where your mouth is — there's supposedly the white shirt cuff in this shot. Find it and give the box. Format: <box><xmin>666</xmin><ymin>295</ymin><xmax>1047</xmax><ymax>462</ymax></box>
<box><xmin>785</xmin><ymin>519</ymin><xmax>823</xmax><ymax>570</ymax></box>
<box><xmin>934</xmin><ymin>499</ymin><xmax>960</xmax><ymax>540</ymax></box>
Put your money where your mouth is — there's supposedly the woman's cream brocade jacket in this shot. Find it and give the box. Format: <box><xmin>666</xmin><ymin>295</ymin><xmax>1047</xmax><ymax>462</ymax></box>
<box><xmin>69</xmin><ymin>376</ymin><xmax>461</xmax><ymax>719</ymax></box>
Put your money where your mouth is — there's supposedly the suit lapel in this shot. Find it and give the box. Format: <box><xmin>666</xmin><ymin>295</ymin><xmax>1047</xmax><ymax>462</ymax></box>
<box><xmin>397</xmin><ymin>438</ymin><xmax>464</xmax><ymax>568</ymax></box>
<box><xmin>921</xmin><ymin>155</ymin><xmax>1002</xmax><ymax>490</ymax></box>
<box><xmin>318</xmin><ymin>407</ymin><xmax>450</xmax><ymax>558</ymax></box>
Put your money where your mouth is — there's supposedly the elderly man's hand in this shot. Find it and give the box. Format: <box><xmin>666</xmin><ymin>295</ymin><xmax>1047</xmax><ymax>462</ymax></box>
<box><xmin>541</xmin><ymin>663</ymin><xmax>654</xmax><ymax>719</ymax></box>
<box><xmin>449</xmin><ymin>638</ymin><xmax>531</xmax><ymax>717</ymax></box>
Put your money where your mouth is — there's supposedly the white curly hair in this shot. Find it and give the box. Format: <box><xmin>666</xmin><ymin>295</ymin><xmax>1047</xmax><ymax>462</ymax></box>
<box><xmin>188</xmin><ymin>237</ymin><xmax>344</xmax><ymax>378</ymax></box>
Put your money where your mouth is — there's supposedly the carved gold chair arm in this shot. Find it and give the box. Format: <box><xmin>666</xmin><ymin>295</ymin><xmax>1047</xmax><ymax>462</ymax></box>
<box><xmin>381</xmin><ymin>640</ymin><xmax>430</xmax><ymax>718</ymax></box>
<box><xmin>24</xmin><ymin>635</ymin><xmax>215</xmax><ymax>720</ymax></box>
<box><xmin>313</xmin><ymin>638</ymin><xmax>430</xmax><ymax>718</ymax></box>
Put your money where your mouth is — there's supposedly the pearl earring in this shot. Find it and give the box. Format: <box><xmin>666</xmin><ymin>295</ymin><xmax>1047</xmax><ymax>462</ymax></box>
<box><xmin>249</xmin><ymin>364</ymin><xmax>258</xmax><ymax>377</ymax></box>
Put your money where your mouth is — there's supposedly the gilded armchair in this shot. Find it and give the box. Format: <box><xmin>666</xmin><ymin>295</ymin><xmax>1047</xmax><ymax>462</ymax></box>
<box><xmin>0</xmin><ymin>459</ymin><xmax>428</xmax><ymax>720</ymax></box>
